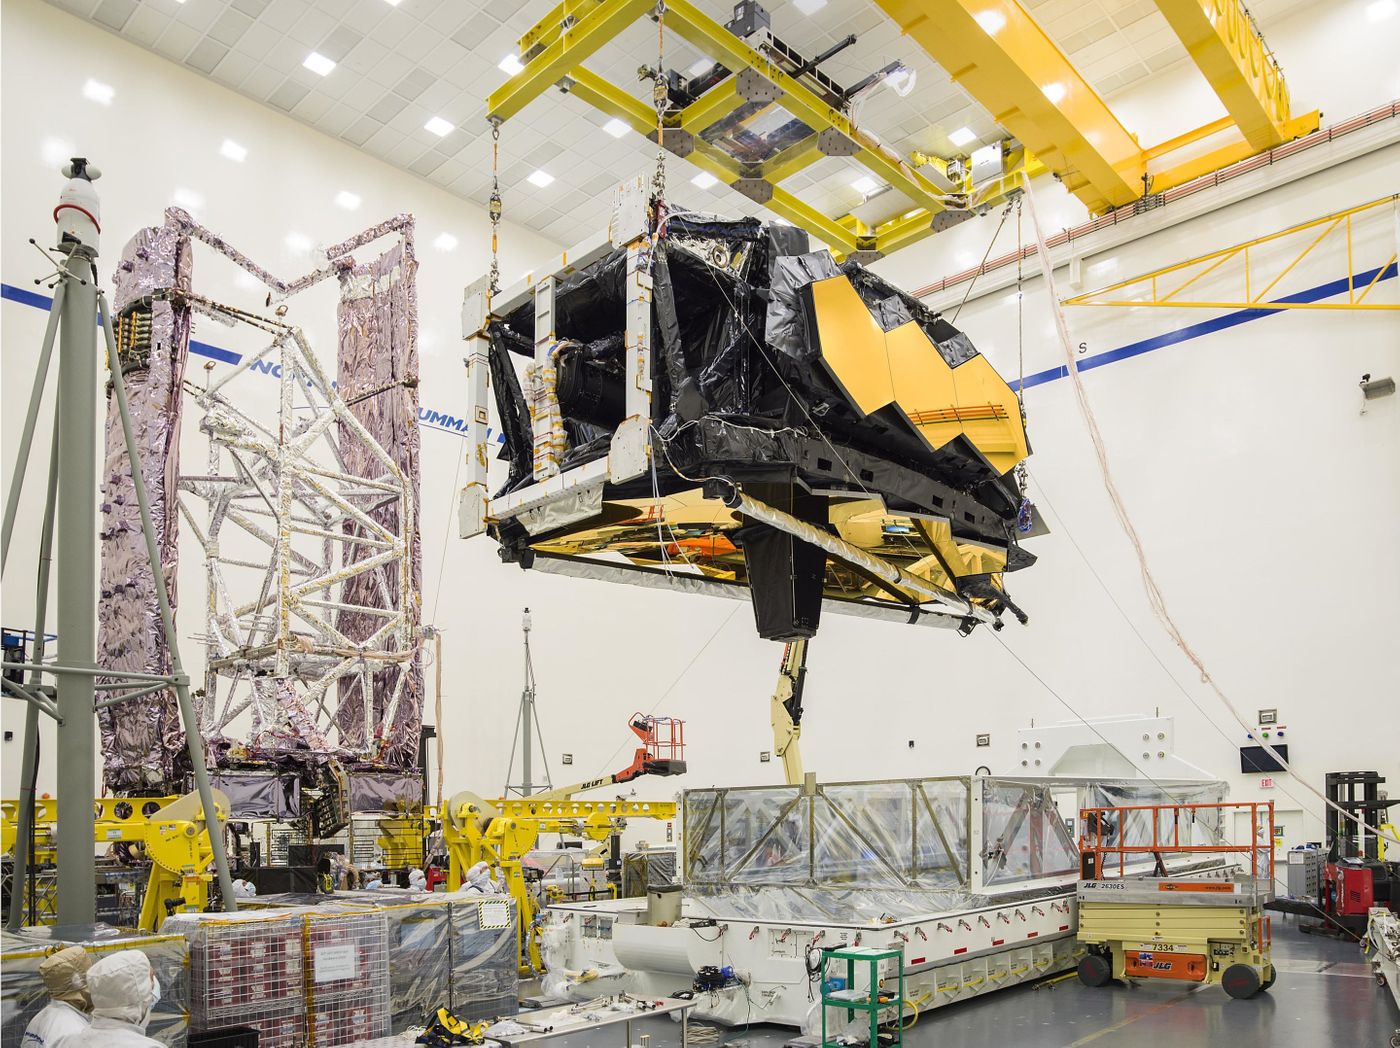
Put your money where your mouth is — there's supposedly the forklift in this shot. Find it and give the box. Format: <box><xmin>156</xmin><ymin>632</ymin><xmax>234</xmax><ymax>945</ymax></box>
<box><xmin>1309</xmin><ymin>771</ymin><xmax>1400</xmax><ymax>935</ymax></box>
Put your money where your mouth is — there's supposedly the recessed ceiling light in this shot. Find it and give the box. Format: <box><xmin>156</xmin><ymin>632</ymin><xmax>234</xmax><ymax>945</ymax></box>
<box><xmin>850</xmin><ymin>174</ymin><xmax>880</xmax><ymax>195</ymax></box>
<box><xmin>687</xmin><ymin>59</ymin><xmax>715</xmax><ymax>78</ymax></box>
<box><xmin>383</xmin><ymin>0</ymin><xmax>403</xmax><ymax>5</ymax></box>
<box><xmin>1041</xmin><ymin>81</ymin><xmax>1066</xmax><ymax>104</ymax></box>
<box><xmin>792</xmin><ymin>0</ymin><xmax>827</xmax><ymax>14</ymax></box>
<box><xmin>41</xmin><ymin>138</ymin><xmax>75</xmax><ymax>168</ymax></box>
<box><xmin>527</xmin><ymin>169</ymin><xmax>555</xmax><ymax>188</ymax></box>
<box><xmin>691</xmin><ymin>171</ymin><xmax>719</xmax><ymax>189</ymax></box>
<box><xmin>974</xmin><ymin>9</ymin><xmax>1006</xmax><ymax>34</ymax></box>
<box><xmin>602</xmin><ymin>118</ymin><xmax>630</xmax><ymax>138</ymax></box>
<box><xmin>424</xmin><ymin>115</ymin><xmax>454</xmax><ymax>137</ymax></box>
<box><xmin>335</xmin><ymin>190</ymin><xmax>361</xmax><ymax>210</ymax></box>
<box><xmin>82</xmin><ymin>79</ymin><xmax>115</xmax><ymax>105</ymax></box>
<box><xmin>172</xmin><ymin>187</ymin><xmax>204</xmax><ymax>211</ymax></box>
<box><xmin>948</xmin><ymin>126</ymin><xmax>976</xmax><ymax>147</ymax></box>
<box><xmin>433</xmin><ymin>232</ymin><xmax>458</xmax><ymax>252</ymax></box>
<box><xmin>499</xmin><ymin>54</ymin><xmax>524</xmax><ymax>75</ymax></box>
<box><xmin>1367</xmin><ymin>0</ymin><xmax>1396</xmax><ymax>19</ymax></box>
<box><xmin>285</xmin><ymin>231</ymin><xmax>312</xmax><ymax>254</ymax></box>
<box><xmin>303</xmin><ymin>52</ymin><xmax>336</xmax><ymax>76</ymax></box>
<box><xmin>220</xmin><ymin>138</ymin><xmax>248</xmax><ymax>162</ymax></box>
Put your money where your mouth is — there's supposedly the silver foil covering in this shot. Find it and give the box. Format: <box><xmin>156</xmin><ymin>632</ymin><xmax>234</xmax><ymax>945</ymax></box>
<box><xmin>333</xmin><ymin>234</ymin><xmax>423</xmax><ymax>768</ymax></box>
<box><xmin>97</xmin><ymin>224</ymin><xmax>193</xmax><ymax>790</ymax></box>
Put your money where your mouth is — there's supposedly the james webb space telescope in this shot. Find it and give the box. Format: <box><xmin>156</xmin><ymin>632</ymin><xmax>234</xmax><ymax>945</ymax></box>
<box><xmin>460</xmin><ymin>183</ymin><xmax>1034</xmax><ymax>641</ymax></box>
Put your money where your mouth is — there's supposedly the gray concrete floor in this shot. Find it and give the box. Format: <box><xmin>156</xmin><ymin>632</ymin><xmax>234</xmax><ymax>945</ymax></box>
<box><xmin>535</xmin><ymin>916</ymin><xmax>1398</xmax><ymax>1048</ymax></box>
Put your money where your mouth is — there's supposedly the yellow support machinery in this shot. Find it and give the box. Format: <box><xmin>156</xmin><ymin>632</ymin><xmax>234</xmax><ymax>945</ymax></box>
<box><xmin>2</xmin><ymin>790</ymin><xmax>230</xmax><ymax>932</ymax></box>
<box><xmin>442</xmin><ymin>793</ymin><xmax>676</xmax><ymax>974</ymax></box>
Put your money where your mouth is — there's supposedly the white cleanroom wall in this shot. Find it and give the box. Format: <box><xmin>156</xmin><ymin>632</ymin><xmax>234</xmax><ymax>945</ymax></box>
<box><xmin>2</xmin><ymin>0</ymin><xmax>1396</xmax><ymax>865</ymax></box>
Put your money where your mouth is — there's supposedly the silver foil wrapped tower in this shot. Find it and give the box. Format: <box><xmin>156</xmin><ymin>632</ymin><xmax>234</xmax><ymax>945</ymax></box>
<box><xmin>99</xmin><ymin>225</ymin><xmax>194</xmax><ymax>789</ymax></box>
<box><xmin>98</xmin><ymin>210</ymin><xmax>426</xmax><ymax>806</ymax></box>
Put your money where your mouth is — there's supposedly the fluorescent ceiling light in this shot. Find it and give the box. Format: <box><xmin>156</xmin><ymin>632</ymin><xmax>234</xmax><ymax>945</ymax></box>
<box><xmin>948</xmin><ymin>126</ymin><xmax>976</xmax><ymax>147</ymax></box>
<box><xmin>220</xmin><ymin>138</ymin><xmax>248</xmax><ymax>162</ymax></box>
<box><xmin>303</xmin><ymin>52</ymin><xmax>336</xmax><ymax>76</ymax></box>
<box><xmin>792</xmin><ymin>0</ymin><xmax>827</xmax><ymax>13</ymax></box>
<box><xmin>527</xmin><ymin>169</ymin><xmax>555</xmax><ymax>187</ymax></box>
<box><xmin>285</xmin><ymin>231</ymin><xmax>312</xmax><ymax>253</ymax></box>
<box><xmin>335</xmin><ymin>190</ymin><xmax>361</xmax><ymax>210</ymax></box>
<box><xmin>499</xmin><ymin>54</ymin><xmax>524</xmax><ymax>75</ymax></box>
<box><xmin>172</xmin><ymin>187</ymin><xmax>204</xmax><ymax>211</ymax></box>
<box><xmin>424</xmin><ymin>115</ymin><xmax>454</xmax><ymax>137</ymax></box>
<box><xmin>1041</xmin><ymin>81</ymin><xmax>1066</xmax><ymax>104</ymax></box>
<box><xmin>974</xmin><ymin>9</ymin><xmax>1006</xmax><ymax>34</ymax></box>
<box><xmin>41</xmin><ymin>138</ymin><xmax>75</xmax><ymax>168</ymax></box>
<box><xmin>602</xmin><ymin>118</ymin><xmax>630</xmax><ymax>138</ymax></box>
<box><xmin>691</xmin><ymin>171</ymin><xmax>719</xmax><ymax>189</ymax></box>
<box><xmin>82</xmin><ymin>79</ymin><xmax>115</xmax><ymax>105</ymax></box>
<box><xmin>433</xmin><ymin>232</ymin><xmax>458</xmax><ymax>252</ymax></box>
<box><xmin>687</xmin><ymin>59</ymin><xmax>715</xmax><ymax>77</ymax></box>
<box><xmin>1367</xmin><ymin>0</ymin><xmax>1396</xmax><ymax>19</ymax></box>
<box><xmin>383</xmin><ymin>0</ymin><xmax>403</xmax><ymax>5</ymax></box>
<box><xmin>850</xmin><ymin>174</ymin><xmax>880</xmax><ymax>195</ymax></box>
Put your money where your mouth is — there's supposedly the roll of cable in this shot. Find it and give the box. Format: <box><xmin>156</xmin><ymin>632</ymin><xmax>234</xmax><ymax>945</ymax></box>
<box><xmin>806</xmin><ymin>946</ymin><xmax>824</xmax><ymax>980</ymax></box>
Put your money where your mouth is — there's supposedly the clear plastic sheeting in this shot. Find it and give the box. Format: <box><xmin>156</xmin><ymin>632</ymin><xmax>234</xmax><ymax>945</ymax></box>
<box><xmin>979</xmin><ymin>780</ymin><xmax>1079</xmax><ymax>886</ymax></box>
<box><xmin>163</xmin><ymin>908</ymin><xmax>307</xmax><ymax>1048</ymax></box>
<box><xmin>681</xmin><ymin>776</ymin><xmax>1226</xmax><ymax>921</ymax></box>
<box><xmin>685</xmin><ymin>779</ymin><xmax>971</xmax><ymax>892</ymax></box>
<box><xmin>622</xmin><ymin>849</ymin><xmax>677</xmax><ymax>897</ymax></box>
<box><xmin>1</xmin><ymin>923</ymin><xmax>189</xmax><ymax>1046</ymax></box>
<box><xmin>447</xmin><ymin>894</ymin><xmax>519</xmax><ymax>1021</ymax></box>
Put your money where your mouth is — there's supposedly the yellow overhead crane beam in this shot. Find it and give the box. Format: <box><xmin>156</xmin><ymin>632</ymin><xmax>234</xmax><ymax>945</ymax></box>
<box><xmin>873</xmin><ymin>0</ymin><xmax>1145</xmax><ymax>214</ymax></box>
<box><xmin>1151</xmin><ymin>0</ymin><xmax>1318</xmax><ymax>151</ymax></box>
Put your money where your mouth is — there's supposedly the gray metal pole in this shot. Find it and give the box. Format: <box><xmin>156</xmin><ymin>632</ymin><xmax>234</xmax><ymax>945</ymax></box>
<box><xmin>1</xmin><ymin>280</ymin><xmax>65</xmax><ymax>573</ymax></box>
<box><xmin>54</xmin><ymin>249</ymin><xmax>98</xmax><ymax>925</ymax></box>
<box><xmin>6</xmin><ymin>417</ymin><xmax>62</xmax><ymax>931</ymax></box>
<box><xmin>98</xmin><ymin>292</ymin><xmax>239</xmax><ymax>912</ymax></box>
<box><xmin>522</xmin><ymin>628</ymin><xmax>532</xmax><ymax>797</ymax></box>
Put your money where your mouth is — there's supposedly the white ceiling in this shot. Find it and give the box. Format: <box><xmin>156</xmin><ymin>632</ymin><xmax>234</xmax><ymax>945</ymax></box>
<box><xmin>49</xmin><ymin>0</ymin><xmax>1316</xmax><ymax>247</ymax></box>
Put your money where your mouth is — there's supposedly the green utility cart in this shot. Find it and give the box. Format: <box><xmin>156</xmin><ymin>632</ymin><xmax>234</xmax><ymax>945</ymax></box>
<box><xmin>820</xmin><ymin>945</ymin><xmax>905</xmax><ymax>1048</ymax></box>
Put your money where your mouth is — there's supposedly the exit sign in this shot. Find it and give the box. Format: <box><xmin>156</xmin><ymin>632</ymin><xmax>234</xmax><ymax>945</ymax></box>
<box><xmin>1259</xmin><ymin>777</ymin><xmax>1275</xmax><ymax>789</ymax></box>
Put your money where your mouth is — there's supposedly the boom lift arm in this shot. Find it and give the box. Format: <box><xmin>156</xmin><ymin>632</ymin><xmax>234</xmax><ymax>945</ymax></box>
<box><xmin>525</xmin><ymin>714</ymin><xmax>686</xmax><ymax>803</ymax></box>
<box><xmin>771</xmin><ymin>639</ymin><xmax>808</xmax><ymax>786</ymax></box>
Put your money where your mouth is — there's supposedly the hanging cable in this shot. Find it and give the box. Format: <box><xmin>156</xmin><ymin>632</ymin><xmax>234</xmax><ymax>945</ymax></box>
<box><xmin>1020</xmin><ymin>176</ymin><xmax>1390</xmax><ymax>844</ymax></box>
<box><xmin>951</xmin><ymin>201</ymin><xmax>1013</xmax><ymax>323</ymax></box>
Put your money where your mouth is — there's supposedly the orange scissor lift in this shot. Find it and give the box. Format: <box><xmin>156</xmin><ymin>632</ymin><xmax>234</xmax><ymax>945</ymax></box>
<box><xmin>1075</xmin><ymin>800</ymin><xmax>1276</xmax><ymax>999</ymax></box>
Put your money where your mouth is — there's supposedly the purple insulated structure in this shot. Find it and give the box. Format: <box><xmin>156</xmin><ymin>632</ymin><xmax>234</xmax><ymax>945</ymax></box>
<box><xmin>97</xmin><ymin>210</ymin><xmax>426</xmax><ymax>799</ymax></box>
<box><xmin>334</xmin><ymin>240</ymin><xmax>423</xmax><ymax>769</ymax></box>
<box><xmin>99</xmin><ymin>225</ymin><xmax>194</xmax><ymax>790</ymax></box>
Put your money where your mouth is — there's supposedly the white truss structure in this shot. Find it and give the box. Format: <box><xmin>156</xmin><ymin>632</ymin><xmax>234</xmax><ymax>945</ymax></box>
<box><xmin>178</xmin><ymin>319</ymin><xmax>419</xmax><ymax>761</ymax></box>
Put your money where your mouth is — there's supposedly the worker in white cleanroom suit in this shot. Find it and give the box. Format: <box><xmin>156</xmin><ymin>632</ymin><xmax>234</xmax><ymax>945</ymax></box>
<box><xmin>22</xmin><ymin>945</ymin><xmax>93</xmax><ymax>1046</ymax></box>
<box><xmin>51</xmin><ymin>949</ymin><xmax>162</xmax><ymax>1048</ymax></box>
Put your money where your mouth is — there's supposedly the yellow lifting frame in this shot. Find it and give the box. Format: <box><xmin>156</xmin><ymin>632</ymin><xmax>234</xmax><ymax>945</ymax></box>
<box><xmin>1062</xmin><ymin>196</ymin><xmax>1400</xmax><ymax>311</ymax></box>
<box><xmin>1152</xmin><ymin>0</ymin><xmax>1319</xmax><ymax>151</ymax></box>
<box><xmin>487</xmin><ymin>0</ymin><xmax>1041</xmax><ymax>259</ymax></box>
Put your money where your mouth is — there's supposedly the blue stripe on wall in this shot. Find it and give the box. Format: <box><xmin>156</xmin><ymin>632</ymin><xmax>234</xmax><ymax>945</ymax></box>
<box><xmin>1020</xmin><ymin>261</ymin><xmax>1397</xmax><ymax>390</ymax></box>
<box><xmin>6</xmin><ymin>260</ymin><xmax>1395</xmax><ymax>420</ymax></box>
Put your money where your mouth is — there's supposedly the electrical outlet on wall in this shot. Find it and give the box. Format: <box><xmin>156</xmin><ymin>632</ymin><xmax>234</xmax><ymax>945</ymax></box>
<box><xmin>976</xmin><ymin>733</ymin><xmax>991</xmax><ymax>747</ymax></box>
<box><xmin>760</xmin><ymin>751</ymin><xmax>771</xmax><ymax>763</ymax></box>
<box><xmin>561</xmin><ymin>753</ymin><xmax>573</xmax><ymax>765</ymax></box>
